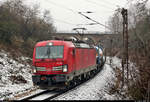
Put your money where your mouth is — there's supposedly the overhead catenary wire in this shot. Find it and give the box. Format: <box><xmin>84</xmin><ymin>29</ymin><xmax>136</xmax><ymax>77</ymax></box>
<box><xmin>78</xmin><ymin>12</ymin><xmax>111</xmax><ymax>30</ymax></box>
<box><xmin>46</xmin><ymin>0</ymin><xmax>115</xmax><ymax>15</ymax></box>
<box><xmin>45</xmin><ymin>0</ymin><xmax>78</xmax><ymax>14</ymax></box>
<box><xmin>78</xmin><ymin>12</ymin><xmax>122</xmax><ymax>34</ymax></box>
<box><xmin>84</xmin><ymin>0</ymin><xmax>122</xmax><ymax>18</ymax></box>
<box><xmin>45</xmin><ymin>0</ymin><xmax>84</xmax><ymax>26</ymax></box>
<box><xmin>44</xmin><ymin>0</ymin><xmax>122</xmax><ymax>32</ymax></box>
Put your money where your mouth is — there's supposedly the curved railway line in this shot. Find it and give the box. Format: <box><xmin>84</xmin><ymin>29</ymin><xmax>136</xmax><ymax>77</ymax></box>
<box><xmin>21</xmin><ymin>65</ymin><xmax>104</xmax><ymax>100</ymax></box>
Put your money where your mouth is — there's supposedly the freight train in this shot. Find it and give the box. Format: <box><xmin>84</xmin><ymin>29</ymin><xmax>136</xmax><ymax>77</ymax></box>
<box><xmin>32</xmin><ymin>40</ymin><xmax>105</xmax><ymax>89</ymax></box>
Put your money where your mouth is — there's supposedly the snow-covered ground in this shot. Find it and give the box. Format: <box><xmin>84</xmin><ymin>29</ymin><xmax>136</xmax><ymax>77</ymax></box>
<box><xmin>0</xmin><ymin>50</ymin><xmax>34</xmax><ymax>100</ymax></box>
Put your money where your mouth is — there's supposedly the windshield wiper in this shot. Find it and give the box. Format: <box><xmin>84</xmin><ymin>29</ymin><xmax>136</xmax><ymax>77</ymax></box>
<box><xmin>47</xmin><ymin>47</ymin><xmax>51</xmax><ymax>58</ymax></box>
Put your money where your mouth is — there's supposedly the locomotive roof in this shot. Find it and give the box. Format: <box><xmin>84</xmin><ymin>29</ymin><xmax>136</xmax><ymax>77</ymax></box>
<box><xmin>35</xmin><ymin>40</ymin><xmax>75</xmax><ymax>47</ymax></box>
<box><xmin>35</xmin><ymin>40</ymin><xmax>94</xmax><ymax>49</ymax></box>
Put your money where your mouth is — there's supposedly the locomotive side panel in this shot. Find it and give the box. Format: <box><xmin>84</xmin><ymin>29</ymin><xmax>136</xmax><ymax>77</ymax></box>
<box><xmin>66</xmin><ymin>48</ymin><xmax>75</xmax><ymax>73</ymax></box>
<box><xmin>89</xmin><ymin>49</ymin><xmax>96</xmax><ymax>66</ymax></box>
<box><xmin>74</xmin><ymin>48</ymin><xmax>96</xmax><ymax>76</ymax></box>
<box><xmin>74</xmin><ymin>48</ymin><xmax>82</xmax><ymax>71</ymax></box>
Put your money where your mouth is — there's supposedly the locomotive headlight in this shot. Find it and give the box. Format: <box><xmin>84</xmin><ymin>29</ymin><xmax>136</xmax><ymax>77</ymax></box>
<box><xmin>63</xmin><ymin>65</ymin><xmax>68</xmax><ymax>72</ymax></box>
<box><xmin>32</xmin><ymin>66</ymin><xmax>37</xmax><ymax>73</ymax></box>
<box><xmin>33</xmin><ymin>68</ymin><xmax>37</xmax><ymax>73</ymax></box>
<box><xmin>47</xmin><ymin>42</ymin><xmax>53</xmax><ymax>46</ymax></box>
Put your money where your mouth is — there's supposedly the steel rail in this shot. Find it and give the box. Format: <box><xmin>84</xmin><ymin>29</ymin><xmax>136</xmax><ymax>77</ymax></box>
<box><xmin>21</xmin><ymin>90</ymin><xmax>50</xmax><ymax>100</ymax></box>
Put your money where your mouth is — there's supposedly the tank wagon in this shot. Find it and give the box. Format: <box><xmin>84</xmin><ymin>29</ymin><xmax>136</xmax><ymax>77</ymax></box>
<box><xmin>95</xmin><ymin>45</ymin><xmax>105</xmax><ymax>68</ymax></box>
<box><xmin>32</xmin><ymin>40</ymin><xmax>101</xmax><ymax>89</ymax></box>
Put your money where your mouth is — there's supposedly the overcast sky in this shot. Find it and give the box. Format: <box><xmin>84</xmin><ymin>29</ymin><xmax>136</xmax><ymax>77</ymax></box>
<box><xmin>1</xmin><ymin>0</ymin><xmax>128</xmax><ymax>33</ymax></box>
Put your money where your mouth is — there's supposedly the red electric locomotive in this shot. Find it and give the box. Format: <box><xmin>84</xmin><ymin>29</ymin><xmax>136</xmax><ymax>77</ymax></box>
<box><xmin>32</xmin><ymin>40</ymin><xmax>97</xmax><ymax>89</ymax></box>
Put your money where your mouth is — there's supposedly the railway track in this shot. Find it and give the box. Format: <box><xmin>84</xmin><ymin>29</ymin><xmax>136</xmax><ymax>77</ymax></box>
<box><xmin>20</xmin><ymin>65</ymin><xmax>104</xmax><ymax>100</ymax></box>
<box><xmin>20</xmin><ymin>90</ymin><xmax>51</xmax><ymax>100</ymax></box>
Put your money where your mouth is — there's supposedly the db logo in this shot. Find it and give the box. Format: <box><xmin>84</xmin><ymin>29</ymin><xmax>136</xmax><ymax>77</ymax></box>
<box><xmin>47</xmin><ymin>68</ymin><xmax>51</xmax><ymax>71</ymax></box>
<box><xmin>56</xmin><ymin>62</ymin><xmax>62</xmax><ymax>64</ymax></box>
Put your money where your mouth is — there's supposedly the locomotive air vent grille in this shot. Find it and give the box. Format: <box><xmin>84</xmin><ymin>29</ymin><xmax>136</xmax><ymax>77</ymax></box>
<box><xmin>74</xmin><ymin>43</ymin><xmax>80</xmax><ymax>47</ymax></box>
<box><xmin>36</xmin><ymin>67</ymin><xmax>46</xmax><ymax>71</ymax></box>
<box><xmin>74</xmin><ymin>43</ymin><xmax>91</xmax><ymax>48</ymax></box>
<box><xmin>52</xmin><ymin>66</ymin><xmax>62</xmax><ymax>71</ymax></box>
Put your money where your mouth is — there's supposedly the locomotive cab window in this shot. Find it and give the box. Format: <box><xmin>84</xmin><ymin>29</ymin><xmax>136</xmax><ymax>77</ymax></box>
<box><xmin>36</xmin><ymin>46</ymin><xmax>64</xmax><ymax>59</ymax></box>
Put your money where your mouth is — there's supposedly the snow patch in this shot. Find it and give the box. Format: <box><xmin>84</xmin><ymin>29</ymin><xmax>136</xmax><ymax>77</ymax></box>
<box><xmin>146</xmin><ymin>0</ymin><xmax>150</xmax><ymax>9</ymax></box>
<box><xmin>0</xmin><ymin>50</ymin><xmax>33</xmax><ymax>100</ymax></box>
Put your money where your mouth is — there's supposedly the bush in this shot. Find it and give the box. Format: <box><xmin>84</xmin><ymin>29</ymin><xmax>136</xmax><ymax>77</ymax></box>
<box><xmin>0</xmin><ymin>0</ymin><xmax>56</xmax><ymax>57</ymax></box>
